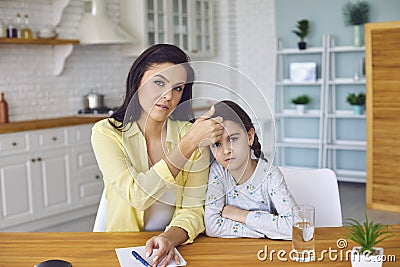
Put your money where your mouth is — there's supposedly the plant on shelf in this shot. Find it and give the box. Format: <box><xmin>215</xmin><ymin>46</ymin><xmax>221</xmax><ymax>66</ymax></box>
<box><xmin>292</xmin><ymin>19</ymin><xmax>309</xmax><ymax>50</ymax></box>
<box><xmin>346</xmin><ymin>92</ymin><xmax>365</xmax><ymax>114</ymax></box>
<box><xmin>344</xmin><ymin>212</ymin><xmax>394</xmax><ymax>267</ymax></box>
<box><xmin>291</xmin><ymin>94</ymin><xmax>311</xmax><ymax>114</ymax></box>
<box><xmin>342</xmin><ymin>0</ymin><xmax>370</xmax><ymax>47</ymax></box>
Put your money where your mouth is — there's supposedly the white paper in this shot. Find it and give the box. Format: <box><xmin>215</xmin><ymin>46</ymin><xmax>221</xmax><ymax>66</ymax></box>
<box><xmin>115</xmin><ymin>246</ymin><xmax>187</xmax><ymax>267</ymax></box>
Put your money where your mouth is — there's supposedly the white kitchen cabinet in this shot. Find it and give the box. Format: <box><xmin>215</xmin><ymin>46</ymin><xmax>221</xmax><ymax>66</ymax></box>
<box><xmin>120</xmin><ymin>0</ymin><xmax>214</xmax><ymax>58</ymax></box>
<box><xmin>0</xmin><ymin>124</ymin><xmax>101</xmax><ymax>230</ymax></box>
<box><xmin>71</xmin><ymin>124</ymin><xmax>103</xmax><ymax>208</ymax></box>
<box><xmin>33</xmin><ymin>149</ymin><xmax>72</xmax><ymax>217</ymax></box>
<box><xmin>0</xmin><ymin>129</ymin><xmax>72</xmax><ymax>229</ymax></box>
<box><xmin>0</xmin><ymin>153</ymin><xmax>34</xmax><ymax>229</ymax></box>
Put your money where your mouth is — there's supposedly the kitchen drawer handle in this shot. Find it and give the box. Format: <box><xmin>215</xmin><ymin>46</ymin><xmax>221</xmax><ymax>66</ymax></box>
<box><xmin>95</xmin><ymin>175</ymin><xmax>100</xmax><ymax>179</ymax></box>
<box><xmin>37</xmin><ymin>157</ymin><xmax>42</xmax><ymax>162</ymax></box>
<box><xmin>12</xmin><ymin>142</ymin><xmax>17</xmax><ymax>146</ymax></box>
<box><xmin>31</xmin><ymin>158</ymin><xmax>36</xmax><ymax>162</ymax></box>
<box><xmin>52</xmin><ymin>137</ymin><xmax>58</xmax><ymax>141</ymax></box>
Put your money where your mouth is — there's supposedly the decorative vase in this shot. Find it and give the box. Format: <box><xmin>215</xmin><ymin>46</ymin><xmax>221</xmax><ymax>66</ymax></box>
<box><xmin>295</xmin><ymin>104</ymin><xmax>306</xmax><ymax>114</ymax></box>
<box><xmin>351</xmin><ymin>247</ymin><xmax>383</xmax><ymax>267</ymax></box>
<box><xmin>298</xmin><ymin>41</ymin><xmax>307</xmax><ymax>50</ymax></box>
<box><xmin>353</xmin><ymin>25</ymin><xmax>362</xmax><ymax>47</ymax></box>
<box><xmin>352</xmin><ymin>105</ymin><xmax>364</xmax><ymax>115</ymax></box>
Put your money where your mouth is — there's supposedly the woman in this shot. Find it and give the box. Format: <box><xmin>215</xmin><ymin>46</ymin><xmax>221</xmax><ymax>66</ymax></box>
<box><xmin>91</xmin><ymin>44</ymin><xmax>223</xmax><ymax>266</ymax></box>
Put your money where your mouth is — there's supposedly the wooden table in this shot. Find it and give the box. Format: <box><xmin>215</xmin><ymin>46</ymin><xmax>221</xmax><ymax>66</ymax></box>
<box><xmin>1</xmin><ymin>226</ymin><xmax>399</xmax><ymax>266</ymax></box>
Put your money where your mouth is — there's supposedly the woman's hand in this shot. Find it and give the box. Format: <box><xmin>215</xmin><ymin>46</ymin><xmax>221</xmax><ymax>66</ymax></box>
<box><xmin>185</xmin><ymin>106</ymin><xmax>224</xmax><ymax>147</ymax></box>
<box><xmin>145</xmin><ymin>233</ymin><xmax>181</xmax><ymax>267</ymax></box>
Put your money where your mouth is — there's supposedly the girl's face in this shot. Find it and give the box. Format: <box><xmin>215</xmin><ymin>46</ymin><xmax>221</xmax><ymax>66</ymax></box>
<box><xmin>138</xmin><ymin>62</ymin><xmax>187</xmax><ymax>122</ymax></box>
<box><xmin>210</xmin><ymin>120</ymin><xmax>255</xmax><ymax>171</ymax></box>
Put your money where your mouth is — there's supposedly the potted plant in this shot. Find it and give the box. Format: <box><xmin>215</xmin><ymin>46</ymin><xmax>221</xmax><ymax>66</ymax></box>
<box><xmin>292</xmin><ymin>19</ymin><xmax>309</xmax><ymax>50</ymax></box>
<box><xmin>345</xmin><ymin>212</ymin><xmax>394</xmax><ymax>267</ymax></box>
<box><xmin>342</xmin><ymin>1</ymin><xmax>370</xmax><ymax>47</ymax></box>
<box><xmin>291</xmin><ymin>94</ymin><xmax>311</xmax><ymax>114</ymax></box>
<box><xmin>346</xmin><ymin>92</ymin><xmax>365</xmax><ymax>114</ymax></box>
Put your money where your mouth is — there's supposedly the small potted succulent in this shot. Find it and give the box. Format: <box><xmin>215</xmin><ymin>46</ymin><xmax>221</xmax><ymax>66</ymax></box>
<box><xmin>291</xmin><ymin>94</ymin><xmax>311</xmax><ymax>114</ymax></box>
<box><xmin>292</xmin><ymin>19</ymin><xmax>309</xmax><ymax>50</ymax></box>
<box><xmin>345</xmin><ymin>212</ymin><xmax>394</xmax><ymax>267</ymax></box>
<box><xmin>342</xmin><ymin>0</ymin><xmax>370</xmax><ymax>47</ymax></box>
<box><xmin>346</xmin><ymin>92</ymin><xmax>365</xmax><ymax>114</ymax></box>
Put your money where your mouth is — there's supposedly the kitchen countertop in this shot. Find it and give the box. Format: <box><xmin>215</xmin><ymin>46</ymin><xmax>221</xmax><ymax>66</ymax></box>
<box><xmin>0</xmin><ymin>115</ymin><xmax>108</xmax><ymax>134</ymax></box>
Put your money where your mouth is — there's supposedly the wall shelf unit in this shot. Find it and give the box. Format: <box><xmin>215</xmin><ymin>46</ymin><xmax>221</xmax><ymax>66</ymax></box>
<box><xmin>274</xmin><ymin>36</ymin><xmax>326</xmax><ymax>169</ymax></box>
<box><xmin>323</xmin><ymin>35</ymin><xmax>366</xmax><ymax>183</ymax></box>
<box><xmin>274</xmin><ymin>35</ymin><xmax>367</xmax><ymax>182</ymax></box>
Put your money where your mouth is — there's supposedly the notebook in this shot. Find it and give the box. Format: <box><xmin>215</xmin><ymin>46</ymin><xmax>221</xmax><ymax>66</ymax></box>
<box><xmin>115</xmin><ymin>246</ymin><xmax>187</xmax><ymax>267</ymax></box>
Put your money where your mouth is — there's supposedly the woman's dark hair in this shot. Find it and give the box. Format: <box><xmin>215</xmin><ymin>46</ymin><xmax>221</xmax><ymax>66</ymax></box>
<box><xmin>213</xmin><ymin>100</ymin><xmax>267</xmax><ymax>162</ymax></box>
<box><xmin>109</xmin><ymin>44</ymin><xmax>194</xmax><ymax>130</ymax></box>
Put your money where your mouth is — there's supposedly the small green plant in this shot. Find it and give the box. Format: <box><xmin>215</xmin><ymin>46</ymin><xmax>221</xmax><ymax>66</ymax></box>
<box><xmin>345</xmin><ymin>212</ymin><xmax>394</xmax><ymax>254</ymax></box>
<box><xmin>291</xmin><ymin>94</ymin><xmax>311</xmax><ymax>105</ymax></box>
<box><xmin>346</xmin><ymin>92</ymin><xmax>365</xmax><ymax>106</ymax></box>
<box><xmin>292</xmin><ymin>19</ymin><xmax>309</xmax><ymax>42</ymax></box>
<box><xmin>342</xmin><ymin>0</ymin><xmax>370</xmax><ymax>26</ymax></box>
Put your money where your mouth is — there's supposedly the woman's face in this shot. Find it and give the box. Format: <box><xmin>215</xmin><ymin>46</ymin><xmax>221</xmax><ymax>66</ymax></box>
<box><xmin>138</xmin><ymin>62</ymin><xmax>187</xmax><ymax>122</ymax></box>
<box><xmin>210</xmin><ymin>120</ymin><xmax>255</xmax><ymax>172</ymax></box>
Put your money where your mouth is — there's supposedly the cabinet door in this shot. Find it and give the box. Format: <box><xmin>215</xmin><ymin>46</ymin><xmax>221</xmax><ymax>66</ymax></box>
<box><xmin>172</xmin><ymin>0</ymin><xmax>190</xmax><ymax>51</ymax></box>
<box><xmin>34</xmin><ymin>149</ymin><xmax>72</xmax><ymax>217</ymax></box>
<box><xmin>0</xmin><ymin>154</ymin><xmax>35</xmax><ymax>228</ymax></box>
<box><xmin>190</xmin><ymin>0</ymin><xmax>213</xmax><ymax>57</ymax></box>
<box><xmin>71</xmin><ymin>124</ymin><xmax>103</xmax><ymax>207</ymax></box>
<box><xmin>73</xmin><ymin>145</ymin><xmax>103</xmax><ymax>207</ymax></box>
<box><xmin>147</xmin><ymin>0</ymin><xmax>168</xmax><ymax>45</ymax></box>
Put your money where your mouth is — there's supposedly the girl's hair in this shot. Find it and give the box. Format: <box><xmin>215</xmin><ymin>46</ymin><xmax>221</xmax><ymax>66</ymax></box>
<box><xmin>109</xmin><ymin>44</ymin><xmax>195</xmax><ymax>131</ymax></box>
<box><xmin>213</xmin><ymin>100</ymin><xmax>267</xmax><ymax>162</ymax></box>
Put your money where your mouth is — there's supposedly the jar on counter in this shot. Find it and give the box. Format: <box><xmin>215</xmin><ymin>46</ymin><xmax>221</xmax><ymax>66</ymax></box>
<box><xmin>6</xmin><ymin>19</ymin><xmax>17</xmax><ymax>38</ymax></box>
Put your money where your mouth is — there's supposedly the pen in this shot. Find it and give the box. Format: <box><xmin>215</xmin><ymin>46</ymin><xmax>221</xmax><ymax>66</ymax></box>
<box><xmin>132</xmin><ymin>250</ymin><xmax>151</xmax><ymax>267</ymax></box>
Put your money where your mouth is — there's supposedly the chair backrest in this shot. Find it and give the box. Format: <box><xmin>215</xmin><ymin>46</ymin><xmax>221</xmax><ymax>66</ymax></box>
<box><xmin>279</xmin><ymin>166</ymin><xmax>342</xmax><ymax>227</ymax></box>
<box><xmin>93</xmin><ymin>189</ymin><xmax>108</xmax><ymax>232</ymax></box>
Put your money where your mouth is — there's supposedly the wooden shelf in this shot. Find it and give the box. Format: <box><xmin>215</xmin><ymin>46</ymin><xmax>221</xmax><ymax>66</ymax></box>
<box><xmin>0</xmin><ymin>38</ymin><xmax>79</xmax><ymax>45</ymax></box>
<box><xmin>0</xmin><ymin>38</ymin><xmax>79</xmax><ymax>75</ymax></box>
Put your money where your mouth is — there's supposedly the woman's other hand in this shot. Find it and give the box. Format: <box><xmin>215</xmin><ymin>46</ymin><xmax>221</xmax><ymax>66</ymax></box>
<box><xmin>145</xmin><ymin>234</ymin><xmax>181</xmax><ymax>267</ymax></box>
<box><xmin>185</xmin><ymin>106</ymin><xmax>224</xmax><ymax>147</ymax></box>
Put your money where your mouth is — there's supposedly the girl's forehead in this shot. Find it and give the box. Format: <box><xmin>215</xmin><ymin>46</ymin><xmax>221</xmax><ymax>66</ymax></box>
<box><xmin>222</xmin><ymin>120</ymin><xmax>246</xmax><ymax>133</ymax></box>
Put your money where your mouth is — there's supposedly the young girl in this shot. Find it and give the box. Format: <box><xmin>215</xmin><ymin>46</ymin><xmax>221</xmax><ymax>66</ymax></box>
<box><xmin>204</xmin><ymin>100</ymin><xmax>296</xmax><ymax>239</ymax></box>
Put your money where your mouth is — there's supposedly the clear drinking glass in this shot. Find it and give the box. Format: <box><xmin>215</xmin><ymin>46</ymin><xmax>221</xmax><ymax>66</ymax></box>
<box><xmin>291</xmin><ymin>205</ymin><xmax>315</xmax><ymax>262</ymax></box>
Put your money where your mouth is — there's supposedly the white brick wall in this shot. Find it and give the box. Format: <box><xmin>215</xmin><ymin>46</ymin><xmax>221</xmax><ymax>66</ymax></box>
<box><xmin>0</xmin><ymin>0</ymin><xmax>276</xmax><ymax>122</ymax></box>
<box><xmin>236</xmin><ymin>0</ymin><xmax>276</xmax><ymax>113</ymax></box>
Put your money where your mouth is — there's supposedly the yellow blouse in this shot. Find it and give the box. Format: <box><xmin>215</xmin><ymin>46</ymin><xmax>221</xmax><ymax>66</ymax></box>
<box><xmin>91</xmin><ymin>118</ymin><xmax>209</xmax><ymax>244</ymax></box>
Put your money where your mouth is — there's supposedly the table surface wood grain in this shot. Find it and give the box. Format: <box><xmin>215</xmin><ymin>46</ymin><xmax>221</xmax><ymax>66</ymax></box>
<box><xmin>0</xmin><ymin>225</ymin><xmax>399</xmax><ymax>266</ymax></box>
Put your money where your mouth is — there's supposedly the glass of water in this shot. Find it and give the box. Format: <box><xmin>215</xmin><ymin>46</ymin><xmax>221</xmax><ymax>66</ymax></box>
<box><xmin>291</xmin><ymin>205</ymin><xmax>315</xmax><ymax>262</ymax></box>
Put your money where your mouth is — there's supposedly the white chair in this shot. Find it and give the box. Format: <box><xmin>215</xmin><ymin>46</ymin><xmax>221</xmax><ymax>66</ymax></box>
<box><xmin>279</xmin><ymin>166</ymin><xmax>343</xmax><ymax>227</ymax></box>
<box><xmin>93</xmin><ymin>189</ymin><xmax>108</xmax><ymax>232</ymax></box>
